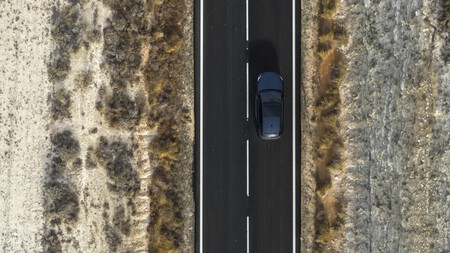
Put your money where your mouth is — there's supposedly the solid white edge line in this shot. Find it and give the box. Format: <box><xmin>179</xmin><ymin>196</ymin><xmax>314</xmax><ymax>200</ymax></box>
<box><xmin>247</xmin><ymin>216</ymin><xmax>250</xmax><ymax>253</ymax></box>
<box><xmin>292</xmin><ymin>0</ymin><xmax>296</xmax><ymax>251</ymax></box>
<box><xmin>199</xmin><ymin>0</ymin><xmax>204</xmax><ymax>251</ymax></box>
<box><xmin>246</xmin><ymin>140</ymin><xmax>249</xmax><ymax>196</ymax></box>
<box><xmin>246</xmin><ymin>0</ymin><xmax>249</xmax><ymax>119</ymax></box>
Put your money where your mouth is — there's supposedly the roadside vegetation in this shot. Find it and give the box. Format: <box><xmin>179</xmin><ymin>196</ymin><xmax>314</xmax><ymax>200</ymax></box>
<box><xmin>43</xmin><ymin>129</ymin><xmax>81</xmax><ymax>252</ymax></box>
<box><xmin>97</xmin><ymin>0</ymin><xmax>193</xmax><ymax>252</ymax></box>
<box><xmin>44</xmin><ymin>3</ymin><xmax>87</xmax><ymax>249</ymax></box>
<box><xmin>44</xmin><ymin>0</ymin><xmax>193</xmax><ymax>251</ymax></box>
<box><xmin>313</xmin><ymin>0</ymin><xmax>347</xmax><ymax>251</ymax></box>
<box><xmin>140</xmin><ymin>1</ymin><xmax>193</xmax><ymax>251</ymax></box>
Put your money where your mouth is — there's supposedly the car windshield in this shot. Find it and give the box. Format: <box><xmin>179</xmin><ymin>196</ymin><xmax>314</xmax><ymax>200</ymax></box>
<box><xmin>260</xmin><ymin>90</ymin><xmax>282</xmax><ymax>118</ymax></box>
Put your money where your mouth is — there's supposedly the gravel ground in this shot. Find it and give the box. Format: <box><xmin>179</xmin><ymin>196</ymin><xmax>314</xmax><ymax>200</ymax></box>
<box><xmin>300</xmin><ymin>0</ymin><xmax>320</xmax><ymax>251</ymax></box>
<box><xmin>301</xmin><ymin>0</ymin><xmax>449</xmax><ymax>252</ymax></box>
<box><xmin>342</xmin><ymin>0</ymin><xmax>449</xmax><ymax>252</ymax></box>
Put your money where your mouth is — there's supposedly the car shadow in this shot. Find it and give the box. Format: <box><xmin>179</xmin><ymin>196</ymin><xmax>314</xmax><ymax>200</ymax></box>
<box><xmin>248</xmin><ymin>40</ymin><xmax>280</xmax><ymax>131</ymax></box>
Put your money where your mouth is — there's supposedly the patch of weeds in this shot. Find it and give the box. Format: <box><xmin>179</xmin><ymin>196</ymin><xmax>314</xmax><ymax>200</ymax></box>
<box><xmin>89</xmin><ymin>127</ymin><xmax>98</xmax><ymax>134</ymax></box>
<box><xmin>48</xmin><ymin>49</ymin><xmax>71</xmax><ymax>82</ymax></box>
<box><xmin>438</xmin><ymin>0</ymin><xmax>450</xmax><ymax>25</ymax></box>
<box><xmin>86</xmin><ymin>28</ymin><xmax>102</xmax><ymax>44</ymax></box>
<box><xmin>85</xmin><ymin>146</ymin><xmax>97</xmax><ymax>169</ymax></box>
<box><xmin>104</xmin><ymin>224</ymin><xmax>123</xmax><ymax>252</ymax></box>
<box><xmin>44</xmin><ymin>181</ymin><xmax>80</xmax><ymax>222</ymax></box>
<box><xmin>47</xmin><ymin>3</ymin><xmax>84</xmax><ymax>82</ymax></box>
<box><xmin>148</xmin><ymin>156</ymin><xmax>183</xmax><ymax>252</ymax></box>
<box><xmin>103</xmin><ymin>90</ymin><xmax>141</xmax><ymax>129</ymax></box>
<box><xmin>100</xmin><ymin>0</ymin><xmax>191</xmax><ymax>251</ymax></box>
<box><xmin>101</xmin><ymin>0</ymin><xmax>149</xmax><ymax>34</ymax></box>
<box><xmin>319</xmin><ymin>18</ymin><xmax>334</xmax><ymax>35</ymax></box>
<box><xmin>45</xmin><ymin>156</ymin><xmax>66</xmax><ymax>181</ymax></box>
<box><xmin>442</xmin><ymin>39</ymin><xmax>450</xmax><ymax>63</ymax></box>
<box><xmin>95</xmin><ymin>136</ymin><xmax>140</xmax><ymax>195</ymax></box>
<box><xmin>51</xmin><ymin>130</ymin><xmax>80</xmax><ymax>159</ymax></box>
<box><xmin>42</xmin><ymin>228</ymin><xmax>63</xmax><ymax>253</ymax></box>
<box><xmin>102</xmin><ymin>24</ymin><xmax>142</xmax><ymax>86</ymax></box>
<box><xmin>318</xmin><ymin>41</ymin><xmax>332</xmax><ymax>54</ymax></box>
<box><xmin>51</xmin><ymin>4</ymin><xmax>84</xmax><ymax>54</ymax></box>
<box><xmin>51</xmin><ymin>88</ymin><xmax>72</xmax><ymax>120</ymax></box>
<box><xmin>74</xmin><ymin>70</ymin><xmax>94</xmax><ymax>89</ymax></box>
<box><xmin>142</xmin><ymin>1</ymin><xmax>190</xmax><ymax>251</ymax></box>
<box><xmin>319</xmin><ymin>0</ymin><xmax>338</xmax><ymax>17</ymax></box>
<box><xmin>333</xmin><ymin>21</ymin><xmax>347</xmax><ymax>42</ymax></box>
<box><xmin>48</xmin><ymin>2</ymin><xmax>101</xmax><ymax>83</ymax></box>
<box><xmin>313</xmin><ymin>0</ymin><xmax>348</xmax><ymax>251</ymax></box>
<box><xmin>72</xmin><ymin>157</ymin><xmax>82</xmax><ymax>170</ymax></box>
<box><xmin>112</xmin><ymin>204</ymin><xmax>131</xmax><ymax>235</ymax></box>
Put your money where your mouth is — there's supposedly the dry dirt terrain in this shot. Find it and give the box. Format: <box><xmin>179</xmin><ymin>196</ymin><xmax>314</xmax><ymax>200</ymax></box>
<box><xmin>0</xmin><ymin>0</ymin><xmax>194</xmax><ymax>252</ymax></box>
<box><xmin>301</xmin><ymin>0</ymin><xmax>449</xmax><ymax>252</ymax></box>
<box><xmin>1</xmin><ymin>0</ymin><xmax>449</xmax><ymax>252</ymax></box>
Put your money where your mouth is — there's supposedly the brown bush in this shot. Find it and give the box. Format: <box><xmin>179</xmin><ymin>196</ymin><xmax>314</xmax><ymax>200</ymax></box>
<box><xmin>313</xmin><ymin>0</ymin><xmax>347</xmax><ymax>251</ymax></box>
<box><xmin>42</xmin><ymin>228</ymin><xmax>63</xmax><ymax>253</ymax></box>
<box><xmin>51</xmin><ymin>130</ymin><xmax>80</xmax><ymax>159</ymax></box>
<box><xmin>97</xmin><ymin>0</ymin><xmax>190</xmax><ymax>251</ymax></box>
<box><xmin>44</xmin><ymin>181</ymin><xmax>79</xmax><ymax>222</ymax></box>
<box><xmin>95</xmin><ymin>136</ymin><xmax>141</xmax><ymax>195</ymax></box>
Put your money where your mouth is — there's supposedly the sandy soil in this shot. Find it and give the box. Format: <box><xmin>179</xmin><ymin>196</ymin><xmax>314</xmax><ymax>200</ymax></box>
<box><xmin>0</xmin><ymin>0</ymin><xmax>194</xmax><ymax>252</ymax></box>
<box><xmin>0</xmin><ymin>1</ymin><xmax>52</xmax><ymax>252</ymax></box>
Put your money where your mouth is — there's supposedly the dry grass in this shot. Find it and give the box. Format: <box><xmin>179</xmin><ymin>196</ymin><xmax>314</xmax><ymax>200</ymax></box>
<box><xmin>312</xmin><ymin>0</ymin><xmax>348</xmax><ymax>251</ymax></box>
<box><xmin>99</xmin><ymin>0</ymin><xmax>191</xmax><ymax>251</ymax></box>
<box><xmin>43</xmin><ymin>0</ymin><xmax>192</xmax><ymax>251</ymax></box>
<box><xmin>43</xmin><ymin>130</ymin><xmax>81</xmax><ymax>251</ymax></box>
<box><xmin>51</xmin><ymin>88</ymin><xmax>72</xmax><ymax>120</ymax></box>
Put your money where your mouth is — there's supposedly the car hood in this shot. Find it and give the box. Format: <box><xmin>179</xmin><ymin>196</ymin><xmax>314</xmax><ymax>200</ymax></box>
<box><xmin>262</xmin><ymin>117</ymin><xmax>281</xmax><ymax>136</ymax></box>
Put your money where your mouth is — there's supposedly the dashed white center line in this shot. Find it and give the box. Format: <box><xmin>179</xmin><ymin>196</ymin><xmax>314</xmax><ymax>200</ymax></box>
<box><xmin>246</xmin><ymin>139</ymin><xmax>249</xmax><ymax>196</ymax></box>
<box><xmin>247</xmin><ymin>216</ymin><xmax>250</xmax><ymax>253</ymax></box>
<box><xmin>246</xmin><ymin>65</ymin><xmax>249</xmax><ymax>119</ymax></box>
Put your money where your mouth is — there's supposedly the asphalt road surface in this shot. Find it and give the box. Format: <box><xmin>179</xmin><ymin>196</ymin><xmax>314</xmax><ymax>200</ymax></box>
<box><xmin>195</xmin><ymin>0</ymin><xmax>298</xmax><ymax>252</ymax></box>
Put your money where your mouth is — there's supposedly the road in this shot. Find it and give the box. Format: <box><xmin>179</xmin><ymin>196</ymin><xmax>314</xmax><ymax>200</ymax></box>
<box><xmin>195</xmin><ymin>0</ymin><xmax>298</xmax><ymax>252</ymax></box>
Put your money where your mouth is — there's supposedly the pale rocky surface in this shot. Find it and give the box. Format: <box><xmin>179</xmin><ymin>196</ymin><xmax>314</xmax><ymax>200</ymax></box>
<box><xmin>301</xmin><ymin>0</ymin><xmax>449</xmax><ymax>252</ymax></box>
<box><xmin>341</xmin><ymin>0</ymin><xmax>449</xmax><ymax>252</ymax></box>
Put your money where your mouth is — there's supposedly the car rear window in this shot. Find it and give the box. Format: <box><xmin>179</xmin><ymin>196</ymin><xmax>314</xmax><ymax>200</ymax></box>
<box><xmin>260</xmin><ymin>90</ymin><xmax>281</xmax><ymax>103</ymax></box>
<box><xmin>260</xmin><ymin>90</ymin><xmax>282</xmax><ymax>118</ymax></box>
<box><xmin>262</xmin><ymin>102</ymin><xmax>281</xmax><ymax>117</ymax></box>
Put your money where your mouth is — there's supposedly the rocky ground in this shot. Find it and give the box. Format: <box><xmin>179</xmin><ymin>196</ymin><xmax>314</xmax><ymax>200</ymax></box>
<box><xmin>0</xmin><ymin>0</ymin><xmax>194</xmax><ymax>252</ymax></box>
<box><xmin>301</xmin><ymin>0</ymin><xmax>449</xmax><ymax>252</ymax></box>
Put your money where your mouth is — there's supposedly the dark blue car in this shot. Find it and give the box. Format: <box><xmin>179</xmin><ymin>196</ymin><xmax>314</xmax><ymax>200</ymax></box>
<box><xmin>255</xmin><ymin>72</ymin><xmax>284</xmax><ymax>139</ymax></box>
